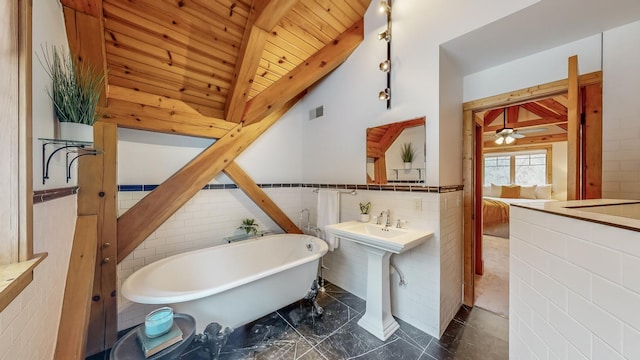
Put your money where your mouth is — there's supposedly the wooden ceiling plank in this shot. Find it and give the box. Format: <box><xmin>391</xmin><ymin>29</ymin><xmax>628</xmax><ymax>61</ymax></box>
<box><xmin>313</xmin><ymin>0</ymin><xmax>358</xmax><ymax>29</ymax></box>
<box><xmin>521</xmin><ymin>102</ymin><xmax>567</xmax><ymax>121</ymax></box>
<box><xmin>104</xmin><ymin>19</ymin><xmax>236</xmax><ymax>74</ymax></box>
<box><xmin>108</xmin><ymin>86</ymin><xmax>233</xmax><ymax>130</ymax></box>
<box><xmin>484</xmin><ymin>117</ymin><xmax>568</xmax><ymax>133</ymax></box>
<box><xmin>193</xmin><ymin>0</ymin><xmax>251</xmax><ymax>26</ymax></box>
<box><xmin>63</xmin><ymin>6</ymin><xmax>108</xmax><ymax>105</ymax></box>
<box><xmin>110</xmin><ymin>54</ymin><xmax>228</xmax><ymax>105</ymax></box>
<box><xmin>303</xmin><ymin>0</ymin><xmax>350</xmax><ymax>33</ymax></box>
<box><xmin>264</xmin><ymin>37</ymin><xmax>308</xmax><ymax>65</ymax></box>
<box><xmin>278</xmin><ymin>18</ymin><xmax>327</xmax><ymax>50</ymax></box>
<box><xmin>289</xmin><ymin>3</ymin><xmax>341</xmax><ymax>39</ymax></box>
<box><xmin>257</xmin><ymin>57</ymin><xmax>292</xmax><ymax>77</ymax></box>
<box><xmin>103</xmin><ymin>1</ymin><xmax>240</xmax><ymax>64</ymax></box>
<box><xmin>254</xmin><ymin>64</ymin><xmax>282</xmax><ymax>83</ymax></box>
<box><xmin>110</xmin><ymin>68</ymin><xmax>224</xmax><ymax>119</ymax></box>
<box><xmin>105</xmin><ymin>27</ymin><xmax>234</xmax><ymax>83</ymax></box>
<box><xmin>270</xmin><ymin>24</ymin><xmax>320</xmax><ymax>57</ymax></box>
<box><xmin>106</xmin><ymin>46</ymin><xmax>232</xmax><ymax>97</ymax></box>
<box><xmin>60</xmin><ymin>0</ymin><xmax>101</xmax><ymax>17</ymax></box>
<box><xmin>244</xmin><ymin>18</ymin><xmax>365</xmax><ymax>124</ymax></box>
<box><xmin>154</xmin><ymin>0</ymin><xmax>247</xmax><ymax>38</ymax></box>
<box><xmin>117</xmin><ymin>92</ymin><xmax>306</xmax><ymax>261</ymax></box>
<box><xmin>284</xmin><ymin>11</ymin><xmax>334</xmax><ymax>44</ymax></box>
<box><xmin>327</xmin><ymin>0</ymin><xmax>362</xmax><ymax>23</ymax></box>
<box><xmin>224</xmin><ymin>162</ymin><xmax>302</xmax><ymax>234</ymax></box>
<box><xmin>254</xmin><ymin>0</ymin><xmax>299</xmax><ymax>31</ymax></box>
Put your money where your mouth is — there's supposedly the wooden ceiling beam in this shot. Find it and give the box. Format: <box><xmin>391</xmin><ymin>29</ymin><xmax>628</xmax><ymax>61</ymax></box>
<box><xmin>224</xmin><ymin>161</ymin><xmax>302</xmax><ymax>234</ymax></box>
<box><xmin>225</xmin><ymin>0</ymin><xmax>298</xmax><ymax>123</ymax></box>
<box><xmin>103</xmin><ymin>100</ymin><xmax>233</xmax><ymax>138</ymax></box>
<box><xmin>484</xmin><ymin>133</ymin><xmax>568</xmax><ymax>149</ymax></box>
<box><xmin>537</xmin><ymin>98</ymin><xmax>568</xmax><ymax>116</ymax></box>
<box><xmin>62</xmin><ymin>5</ymin><xmax>108</xmax><ymax>105</ymax></box>
<box><xmin>521</xmin><ymin>102</ymin><xmax>567</xmax><ymax>121</ymax></box>
<box><xmin>484</xmin><ymin>117</ymin><xmax>568</xmax><ymax>133</ymax></box>
<box><xmin>60</xmin><ymin>0</ymin><xmax>101</xmax><ymax>17</ymax></box>
<box><xmin>483</xmin><ymin>109</ymin><xmax>503</xmax><ymax>127</ymax></box>
<box><xmin>242</xmin><ymin>18</ymin><xmax>364</xmax><ymax>125</ymax></box>
<box><xmin>506</xmin><ymin>106</ymin><xmax>519</xmax><ymax>123</ymax></box>
<box><xmin>117</xmin><ymin>91</ymin><xmax>306</xmax><ymax>262</ymax></box>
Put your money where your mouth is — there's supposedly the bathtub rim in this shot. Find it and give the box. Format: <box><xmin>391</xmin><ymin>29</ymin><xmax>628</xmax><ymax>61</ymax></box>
<box><xmin>121</xmin><ymin>233</ymin><xmax>328</xmax><ymax>304</ymax></box>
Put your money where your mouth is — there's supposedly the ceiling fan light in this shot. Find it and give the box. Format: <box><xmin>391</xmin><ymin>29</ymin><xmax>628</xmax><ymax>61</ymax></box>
<box><xmin>494</xmin><ymin>136</ymin><xmax>504</xmax><ymax>145</ymax></box>
<box><xmin>505</xmin><ymin>135</ymin><xmax>516</xmax><ymax>145</ymax></box>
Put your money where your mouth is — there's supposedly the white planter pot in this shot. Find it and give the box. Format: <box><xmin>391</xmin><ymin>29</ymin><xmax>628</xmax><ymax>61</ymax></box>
<box><xmin>403</xmin><ymin>162</ymin><xmax>412</xmax><ymax>170</ymax></box>
<box><xmin>360</xmin><ymin>214</ymin><xmax>370</xmax><ymax>222</ymax></box>
<box><xmin>59</xmin><ymin>122</ymin><xmax>93</xmax><ymax>142</ymax></box>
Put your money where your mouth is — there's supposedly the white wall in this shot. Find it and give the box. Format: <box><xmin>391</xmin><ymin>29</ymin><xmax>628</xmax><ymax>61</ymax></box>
<box><xmin>510</xmin><ymin>205</ymin><xmax>640</xmax><ymax>359</ymax></box>
<box><xmin>0</xmin><ymin>1</ymin><xmax>77</xmax><ymax>360</ymax></box>
<box><xmin>552</xmin><ymin>142</ymin><xmax>568</xmax><ymax>200</ymax></box>
<box><xmin>602</xmin><ymin>20</ymin><xmax>640</xmax><ymax>200</ymax></box>
<box><xmin>31</xmin><ymin>0</ymin><xmax>73</xmax><ymax>191</ymax></box>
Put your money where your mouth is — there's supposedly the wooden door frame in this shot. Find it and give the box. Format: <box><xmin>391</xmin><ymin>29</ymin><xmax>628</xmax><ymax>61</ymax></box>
<box><xmin>461</xmin><ymin>70</ymin><xmax>602</xmax><ymax>306</ymax></box>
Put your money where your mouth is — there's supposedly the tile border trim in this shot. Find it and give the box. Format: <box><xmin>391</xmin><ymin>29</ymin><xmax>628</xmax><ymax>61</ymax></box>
<box><xmin>118</xmin><ymin>183</ymin><xmax>464</xmax><ymax>193</ymax></box>
<box><xmin>33</xmin><ymin>187</ymin><xmax>78</xmax><ymax>204</ymax></box>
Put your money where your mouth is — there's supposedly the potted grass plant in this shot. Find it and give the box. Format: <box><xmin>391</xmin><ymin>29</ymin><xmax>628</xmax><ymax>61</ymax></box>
<box><xmin>40</xmin><ymin>45</ymin><xmax>105</xmax><ymax>142</ymax></box>
<box><xmin>359</xmin><ymin>201</ymin><xmax>371</xmax><ymax>222</ymax></box>
<box><xmin>400</xmin><ymin>142</ymin><xmax>415</xmax><ymax>169</ymax></box>
<box><xmin>238</xmin><ymin>218</ymin><xmax>259</xmax><ymax>236</ymax></box>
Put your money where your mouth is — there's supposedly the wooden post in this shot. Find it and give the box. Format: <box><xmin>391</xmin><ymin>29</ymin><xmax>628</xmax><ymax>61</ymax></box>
<box><xmin>567</xmin><ymin>55</ymin><xmax>581</xmax><ymax>200</ymax></box>
<box><xmin>583</xmin><ymin>83</ymin><xmax>603</xmax><ymax>199</ymax></box>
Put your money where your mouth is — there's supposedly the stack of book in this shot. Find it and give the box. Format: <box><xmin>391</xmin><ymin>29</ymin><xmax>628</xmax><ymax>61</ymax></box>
<box><xmin>136</xmin><ymin>323</ymin><xmax>183</xmax><ymax>358</ymax></box>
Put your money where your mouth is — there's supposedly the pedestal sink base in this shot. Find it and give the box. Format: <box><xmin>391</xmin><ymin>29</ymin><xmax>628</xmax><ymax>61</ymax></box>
<box><xmin>358</xmin><ymin>313</ymin><xmax>399</xmax><ymax>341</ymax></box>
<box><xmin>357</xmin><ymin>246</ymin><xmax>399</xmax><ymax>341</ymax></box>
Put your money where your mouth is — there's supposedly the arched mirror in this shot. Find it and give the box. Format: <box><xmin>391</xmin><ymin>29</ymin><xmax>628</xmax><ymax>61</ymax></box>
<box><xmin>366</xmin><ymin>117</ymin><xmax>426</xmax><ymax>184</ymax></box>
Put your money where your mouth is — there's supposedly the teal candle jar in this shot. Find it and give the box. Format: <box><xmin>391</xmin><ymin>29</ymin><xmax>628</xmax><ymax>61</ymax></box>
<box><xmin>144</xmin><ymin>307</ymin><xmax>174</xmax><ymax>338</ymax></box>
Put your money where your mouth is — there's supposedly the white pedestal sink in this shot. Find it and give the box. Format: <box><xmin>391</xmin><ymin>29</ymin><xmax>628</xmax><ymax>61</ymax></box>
<box><xmin>324</xmin><ymin>221</ymin><xmax>433</xmax><ymax>340</ymax></box>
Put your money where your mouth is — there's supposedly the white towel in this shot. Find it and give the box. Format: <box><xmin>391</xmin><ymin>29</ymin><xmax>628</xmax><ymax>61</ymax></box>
<box><xmin>317</xmin><ymin>189</ymin><xmax>340</xmax><ymax>251</ymax></box>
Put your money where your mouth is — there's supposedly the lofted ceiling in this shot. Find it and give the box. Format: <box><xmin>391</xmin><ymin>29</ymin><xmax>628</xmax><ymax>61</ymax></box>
<box><xmin>62</xmin><ymin>0</ymin><xmax>371</xmax><ymax>137</ymax></box>
<box><xmin>479</xmin><ymin>94</ymin><xmax>569</xmax><ymax>147</ymax></box>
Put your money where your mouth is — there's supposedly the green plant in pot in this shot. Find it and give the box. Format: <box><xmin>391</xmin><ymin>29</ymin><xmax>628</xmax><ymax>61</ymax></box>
<box><xmin>400</xmin><ymin>142</ymin><xmax>415</xmax><ymax>169</ymax></box>
<box><xmin>359</xmin><ymin>201</ymin><xmax>371</xmax><ymax>222</ymax></box>
<box><xmin>40</xmin><ymin>45</ymin><xmax>105</xmax><ymax>142</ymax></box>
<box><xmin>238</xmin><ymin>218</ymin><xmax>259</xmax><ymax>236</ymax></box>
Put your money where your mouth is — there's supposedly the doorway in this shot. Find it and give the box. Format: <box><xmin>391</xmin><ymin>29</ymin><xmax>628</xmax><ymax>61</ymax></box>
<box><xmin>462</xmin><ymin>69</ymin><xmax>603</xmax><ymax>309</ymax></box>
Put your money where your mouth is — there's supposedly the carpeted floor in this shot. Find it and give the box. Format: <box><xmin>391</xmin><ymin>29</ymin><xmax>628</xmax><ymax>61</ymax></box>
<box><xmin>474</xmin><ymin>235</ymin><xmax>509</xmax><ymax>318</ymax></box>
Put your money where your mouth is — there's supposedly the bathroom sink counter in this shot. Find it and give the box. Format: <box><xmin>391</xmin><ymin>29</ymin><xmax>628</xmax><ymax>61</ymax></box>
<box><xmin>511</xmin><ymin>198</ymin><xmax>640</xmax><ymax>232</ymax></box>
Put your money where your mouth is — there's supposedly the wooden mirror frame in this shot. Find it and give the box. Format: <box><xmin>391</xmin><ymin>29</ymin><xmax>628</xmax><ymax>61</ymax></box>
<box><xmin>366</xmin><ymin>117</ymin><xmax>425</xmax><ymax>184</ymax></box>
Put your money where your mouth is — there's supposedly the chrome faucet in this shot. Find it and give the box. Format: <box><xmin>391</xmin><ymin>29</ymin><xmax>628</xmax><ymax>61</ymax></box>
<box><xmin>378</xmin><ymin>210</ymin><xmax>391</xmax><ymax>227</ymax></box>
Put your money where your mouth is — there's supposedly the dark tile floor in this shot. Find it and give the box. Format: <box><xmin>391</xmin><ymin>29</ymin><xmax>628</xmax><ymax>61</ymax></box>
<box><xmin>87</xmin><ymin>283</ymin><xmax>508</xmax><ymax>360</ymax></box>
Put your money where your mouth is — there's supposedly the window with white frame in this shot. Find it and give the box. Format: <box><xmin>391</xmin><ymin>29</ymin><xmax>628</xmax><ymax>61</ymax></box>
<box><xmin>484</xmin><ymin>147</ymin><xmax>551</xmax><ymax>186</ymax></box>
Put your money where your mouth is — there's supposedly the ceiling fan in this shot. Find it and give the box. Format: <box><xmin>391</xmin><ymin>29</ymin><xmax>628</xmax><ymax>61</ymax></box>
<box><xmin>494</xmin><ymin>109</ymin><xmax>524</xmax><ymax>145</ymax></box>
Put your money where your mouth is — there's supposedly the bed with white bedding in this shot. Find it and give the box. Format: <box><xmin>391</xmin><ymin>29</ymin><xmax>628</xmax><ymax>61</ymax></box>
<box><xmin>482</xmin><ymin>184</ymin><xmax>557</xmax><ymax>238</ymax></box>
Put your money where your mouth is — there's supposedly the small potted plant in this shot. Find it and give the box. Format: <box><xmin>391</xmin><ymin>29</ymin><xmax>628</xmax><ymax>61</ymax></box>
<box><xmin>400</xmin><ymin>142</ymin><xmax>415</xmax><ymax>169</ymax></box>
<box><xmin>359</xmin><ymin>201</ymin><xmax>371</xmax><ymax>222</ymax></box>
<box><xmin>40</xmin><ymin>45</ymin><xmax>105</xmax><ymax>142</ymax></box>
<box><xmin>238</xmin><ymin>218</ymin><xmax>259</xmax><ymax>236</ymax></box>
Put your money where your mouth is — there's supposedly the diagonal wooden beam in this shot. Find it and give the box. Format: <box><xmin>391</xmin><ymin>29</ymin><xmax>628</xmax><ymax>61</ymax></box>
<box><xmin>117</xmin><ymin>92</ymin><xmax>306</xmax><ymax>262</ymax></box>
<box><xmin>224</xmin><ymin>162</ymin><xmax>302</xmax><ymax>234</ymax></box>
<box><xmin>537</xmin><ymin>98</ymin><xmax>568</xmax><ymax>116</ymax></box>
<box><xmin>225</xmin><ymin>0</ymin><xmax>298</xmax><ymax>123</ymax></box>
<box><xmin>521</xmin><ymin>102</ymin><xmax>567</xmax><ymax>121</ymax></box>
<box><xmin>483</xmin><ymin>108</ymin><xmax>503</xmax><ymax>127</ymax></box>
<box><xmin>242</xmin><ymin>18</ymin><xmax>364</xmax><ymax>125</ymax></box>
<box><xmin>60</xmin><ymin>0</ymin><xmax>101</xmax><ymax>17</ymax></box>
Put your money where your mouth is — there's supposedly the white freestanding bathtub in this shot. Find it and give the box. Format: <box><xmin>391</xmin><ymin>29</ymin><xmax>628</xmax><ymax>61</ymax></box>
<box><xmin>121</xmin><ymin>234</ymin><xmax>328</xmax><ymax>332</ymax></box>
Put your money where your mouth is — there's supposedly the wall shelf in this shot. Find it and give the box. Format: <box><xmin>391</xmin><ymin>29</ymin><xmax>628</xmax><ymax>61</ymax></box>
<box><xmin>391</xmin><ymin>167</ymin><xmax>425</xmax><ymax>181</ymax></box>
<box><xmin>39</xmin><ymin>138</ymin><xmax>100</xmax><ymax>184</ymax></box>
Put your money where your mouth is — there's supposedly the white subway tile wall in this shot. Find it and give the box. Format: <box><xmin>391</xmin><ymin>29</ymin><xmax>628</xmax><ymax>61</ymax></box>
<box><xmin>510</xmin><ymin>206</ymin><xmax>640</xmax><ymax>359</ymax></box>
<box><xmin>117</xmin><ymin>187</ymin><xmax>458</xmax><ymax>339</ymax></box>
<box><xmin>0</xmin><ymin>196</ymin><xmax>76</xmax><ymax>360</ymax></box>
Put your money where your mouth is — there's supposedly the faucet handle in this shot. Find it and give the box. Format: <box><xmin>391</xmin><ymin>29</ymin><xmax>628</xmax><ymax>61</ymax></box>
<box><xmin>396</xmin><ymin>219</ymin><xmax>407</xmax><ymax>228</ymax></box>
